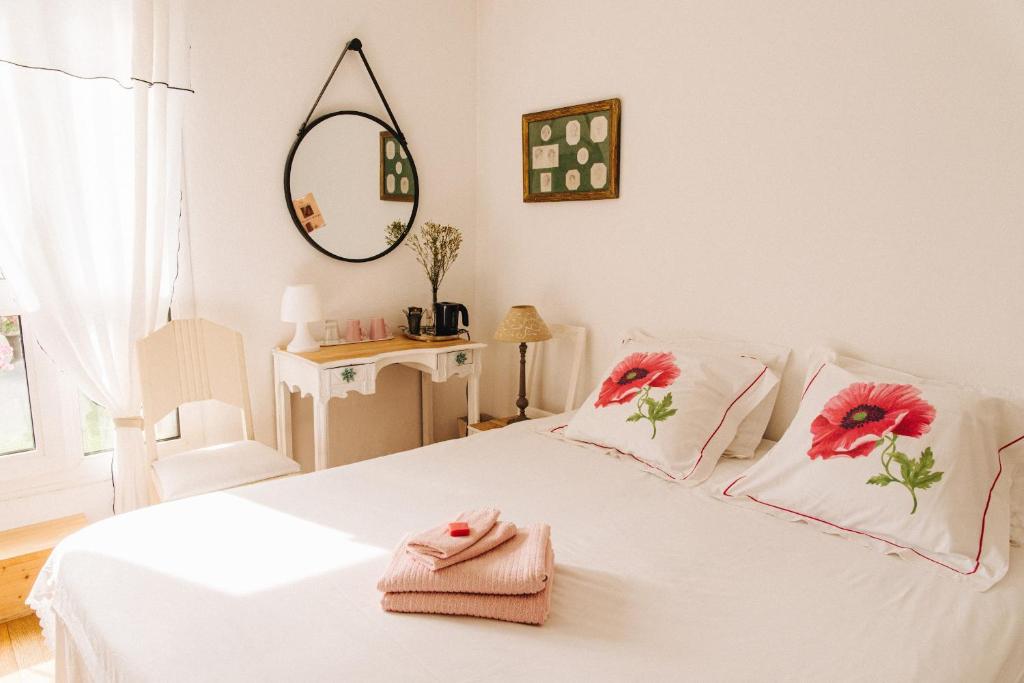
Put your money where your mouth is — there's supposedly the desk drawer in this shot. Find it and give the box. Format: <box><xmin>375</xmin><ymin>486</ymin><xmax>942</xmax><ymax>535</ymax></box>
<box><xmin>444</xmin><ymin>349</ymin><xmax>474</xmax><ymax>375</ymax></box>
<box><xmin>331</xmin><ymin>364</ymin><xmax>372</xmax><ymax>390</ymax></box>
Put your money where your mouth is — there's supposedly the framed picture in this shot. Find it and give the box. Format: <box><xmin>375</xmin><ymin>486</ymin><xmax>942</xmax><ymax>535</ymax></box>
<box><xmin>380</xmin><ymin>131</ymin><xmax>415</xmax><ymax>202</ymax></box>
<box><xmin>521</xmin><ymin>98</ymin><xmax>620</xmax><ymax>202</ymax></box>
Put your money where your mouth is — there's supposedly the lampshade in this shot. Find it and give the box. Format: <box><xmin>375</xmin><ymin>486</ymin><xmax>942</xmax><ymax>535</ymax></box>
<box><xmin>0</xmin><ymin>279</ymin><xmax>38</xmax><ymax>316</ymax></box>
<box><xmin>494</xmin><ymin>305</ymin><xmax>552</xmax><ymax>343</ymax></box>
<box><xmin>280</xmin><ymin>284</ymin><xmax>322</xmax><ymax>323</ymax></box>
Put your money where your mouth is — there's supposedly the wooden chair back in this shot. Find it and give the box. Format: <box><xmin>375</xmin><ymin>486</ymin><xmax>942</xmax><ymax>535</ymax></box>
<box><xmin>137</xmin><ymin>318</ymin><xmax>254</xmax><ymax>465</ymax></box>
<box><xmin>525</xmin><ymin>323</ymin><xmax>587</xmax><ymax>416</ymax></box>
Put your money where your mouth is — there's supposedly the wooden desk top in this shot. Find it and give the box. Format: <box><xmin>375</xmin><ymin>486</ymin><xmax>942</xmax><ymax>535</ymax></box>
<box><xmin>276</xmin><ymin>336</ymin><xmax>483</xmax><ymax>365</ymax></box>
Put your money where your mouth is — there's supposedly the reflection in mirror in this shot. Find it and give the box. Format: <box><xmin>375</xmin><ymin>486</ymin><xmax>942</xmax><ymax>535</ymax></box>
<box><xmin>287</xmin><ymin>113</ymin><xmax>417</xmax><ymax>261</ymax></box>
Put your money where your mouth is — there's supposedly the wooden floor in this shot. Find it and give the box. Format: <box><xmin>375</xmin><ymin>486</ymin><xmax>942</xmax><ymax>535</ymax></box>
<box><xmin>0</xmin><ymin>616</ymin><xmax>53</xmax><ymax>682</ymax></box>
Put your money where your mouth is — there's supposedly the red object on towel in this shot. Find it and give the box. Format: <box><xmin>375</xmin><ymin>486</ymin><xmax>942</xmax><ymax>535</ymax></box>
<box><xmin>448</xmin><ymin>521</ymin><xmax>470</xmax><ymax>537</ymax></box>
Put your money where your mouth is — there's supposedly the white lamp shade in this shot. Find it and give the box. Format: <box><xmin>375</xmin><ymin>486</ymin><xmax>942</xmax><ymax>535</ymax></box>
<box><xmin>281</xmin><ymin>284</ymin><xmax>322</xmax><ymax>323</ymax></box>
<box><xmin>0</xmin><ymin>279</ymin><xmax>38</xmax><ymax>316</ymax></box>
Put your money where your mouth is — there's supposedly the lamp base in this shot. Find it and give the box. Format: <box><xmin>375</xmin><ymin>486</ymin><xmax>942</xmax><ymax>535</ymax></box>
<box><xmin>511</xmin><ymin>341</ymin><xmax>531</xmax><ymax>422</ymax></box>
<box><xmin>286</xmin><ymin>322</ymin><xmax>319</xmax><ymax>353</ymax></box>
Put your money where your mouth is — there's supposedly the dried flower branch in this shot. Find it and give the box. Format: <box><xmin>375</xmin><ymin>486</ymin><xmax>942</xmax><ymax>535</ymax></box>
<box><xmin>384</xmin><ymin>220</ymin><xmax>406</xmax><ymax>247</ymax></box>
<box><xmin>406</xmin><ymin>222</ymin><xmax>463</xmax><ymax>306</ymax></box>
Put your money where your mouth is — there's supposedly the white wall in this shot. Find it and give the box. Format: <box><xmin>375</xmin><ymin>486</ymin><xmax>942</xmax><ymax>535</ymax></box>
<box><xmin>186</xmin><ymin>0</ymin><xmax>478</xmax><ymax>468</ymax></box>
<box><xmin>474</xmin><ymin>0</ymin><xmax>1024</xmax><ymax>438</ymax></box>
<box><xmin>11</xmin><ymin>1</ymin><xmax>1024</xmax><ymax>528</ymax></box>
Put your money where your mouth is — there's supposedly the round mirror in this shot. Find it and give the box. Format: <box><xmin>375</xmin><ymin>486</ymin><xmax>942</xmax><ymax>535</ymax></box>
<box><xmin>284</xmin><ymin>111</ymin><xmax>418</xmax><ymax>262</ymax></box>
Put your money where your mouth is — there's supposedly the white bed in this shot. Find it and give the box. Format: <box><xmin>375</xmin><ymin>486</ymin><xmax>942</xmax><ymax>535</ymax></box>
<box><xmin>30</xmin><ymin>415</ymin><xmax>1024</xmax><ymax>682</ymax></box>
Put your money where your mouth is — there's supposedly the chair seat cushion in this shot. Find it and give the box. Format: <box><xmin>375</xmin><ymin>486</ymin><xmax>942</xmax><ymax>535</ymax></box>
<box><xmin>152</xmin><ymin>440</ymin><xmax>301</xmax><ymax>502</ymax></box>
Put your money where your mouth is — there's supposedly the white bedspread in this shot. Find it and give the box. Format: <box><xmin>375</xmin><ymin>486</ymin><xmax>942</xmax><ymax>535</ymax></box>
<box><xmin>30</xmin><ymin>415</ymin><xmax>1024</xmax><ymax>682</ymax></box>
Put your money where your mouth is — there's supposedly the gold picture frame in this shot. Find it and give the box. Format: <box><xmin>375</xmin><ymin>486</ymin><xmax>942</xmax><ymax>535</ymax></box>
<box><xmin>522</xmin><ymin>98</ymin><xmax>621</xmax><ymax>202</ymax></box>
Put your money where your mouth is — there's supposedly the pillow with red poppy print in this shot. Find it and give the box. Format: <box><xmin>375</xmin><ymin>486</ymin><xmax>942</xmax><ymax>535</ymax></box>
<box><xmin>804</xmin><ymin>348</ymin><xmax>1024</xmax><ymax>547</ymax></box>
<box><xmin>562</xmin><ymin>343</ymin><xmax>778</xmax><ymax>485</ymax></box>
<box><xmin>623</xmin><ymin>328</ymin><xmax>791</xmax><ymax>458</ymax></box>
<box><xmin>721</xmin><ymin>361</ymin><xmax>1024</xmax><ymax>590</ymax></box>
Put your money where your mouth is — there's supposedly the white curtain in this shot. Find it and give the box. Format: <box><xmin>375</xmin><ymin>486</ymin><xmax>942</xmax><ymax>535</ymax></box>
<box><xmin>0</xmin><ymin>1</ymin><xmax>190</xmax><ymax>512</ymax></box>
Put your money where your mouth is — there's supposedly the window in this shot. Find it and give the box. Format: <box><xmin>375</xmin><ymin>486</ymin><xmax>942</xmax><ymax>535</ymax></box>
<box><xmin>0</xmin><ymin>315</ymin><xmax>36</xmax><ymax>456</ymax></box>
<box><xmin>80</xmin><ymin>395</ymin><xmax>180</xmax><ymax>455</ymax></box>
<box><xmin>0</xmin><ymin>305</ymin><xmax>195</xmax><ymax>485</ymax></box>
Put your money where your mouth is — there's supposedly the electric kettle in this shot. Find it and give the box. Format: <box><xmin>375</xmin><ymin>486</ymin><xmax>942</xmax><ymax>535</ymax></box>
<box><xmin>434</xmin><ymin>302</ymin><xmax>469</xmax><ymax>336</ymax></box>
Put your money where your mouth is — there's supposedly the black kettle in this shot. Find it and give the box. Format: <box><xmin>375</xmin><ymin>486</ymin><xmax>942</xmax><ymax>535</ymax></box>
<box><xmin>434</xmin><ymin>302</ymin><xmax>468</xmax><ymax>336</ymax></box>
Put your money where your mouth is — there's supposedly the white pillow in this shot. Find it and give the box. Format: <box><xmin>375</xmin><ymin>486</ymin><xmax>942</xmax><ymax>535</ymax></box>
<box><xmin>623</xmin><ymin>329</ymin><xmax>790</xmax><ymax>457</ymax></box>
<box><xmin>806</xmin><ymin>348</ymin><xmax>1024</xmax><ymax>547</ymax></box>
<box><xmin>721</xmin><ymin>359</ymin><xmax>1024</xmax><ymax>590</ymax></box>
<box><xmin>152</xmin><ymin>440</ymin><xmax>301</xmax><ymax>502</ymax></box>
<box><xmin>563</xmin><ymin>341</ymin><xmax>778</xmax><ymax>484</ymax></box>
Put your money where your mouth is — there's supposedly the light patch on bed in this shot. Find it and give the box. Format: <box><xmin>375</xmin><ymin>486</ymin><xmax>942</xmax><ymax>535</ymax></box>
<box><xmin>64</xmin><ymin>493</ymin><xmax>387</xmax><ymax>596</ymax></box>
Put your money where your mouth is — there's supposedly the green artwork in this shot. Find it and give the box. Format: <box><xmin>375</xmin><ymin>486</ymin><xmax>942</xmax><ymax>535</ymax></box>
<box><xmin>380</xmin><ymin>132</ymin><xmax>415</xmax><ymax>202</ymax></box>
<box><xmin>522</xmin><ymin>99</ymin><xmax>620</xmax><ymax>202</ymax></box>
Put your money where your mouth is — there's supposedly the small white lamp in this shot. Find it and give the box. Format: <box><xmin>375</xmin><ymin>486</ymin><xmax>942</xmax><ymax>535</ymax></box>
<box><xmin>281</xmin><ymin>284</ymin><xmax>322</xmax><ymax>352</ymax></box>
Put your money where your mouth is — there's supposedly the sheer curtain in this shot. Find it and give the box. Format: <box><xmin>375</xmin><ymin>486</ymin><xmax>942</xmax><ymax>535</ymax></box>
<box><xmin>0</xmin><ymin>1</ymin><xmax>190</xmax><ymax>512</ymax></box>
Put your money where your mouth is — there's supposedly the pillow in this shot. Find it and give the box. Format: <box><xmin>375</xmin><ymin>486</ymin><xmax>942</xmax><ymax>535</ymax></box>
<box><xmin>563</xmin><ymin>341</ymin><xmax>778</xmax><ymax>484</ymax></box>
<box><xmin>807</xmin><ymin>347</ymin><xmax>1024</xmax><ymax>547</ymax></box>
<box><xmin>721</xmin><ymin>359</ymin><xmax>1024</xmax><ymax>590</ymax></box>
<box><xmin>623</xmin><ymin>329</ymin><xmax>790</xmax><ymax>457</ymax></box>
<box><xmin>152</xmin><ymin>440</ymin><xmax>301</xmax><ymax>502</ymax></box>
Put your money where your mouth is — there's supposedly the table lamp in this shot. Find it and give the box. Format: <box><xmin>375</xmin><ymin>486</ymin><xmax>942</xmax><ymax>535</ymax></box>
<box><xmin>281</xmin><ymin>284</ymin><xmax>323</xmax><ymax>352</ymax></box>
<box><xmin>494</xmin><ymin>305</ymin><xmax>552</xmax><ymax>423</ymax></box>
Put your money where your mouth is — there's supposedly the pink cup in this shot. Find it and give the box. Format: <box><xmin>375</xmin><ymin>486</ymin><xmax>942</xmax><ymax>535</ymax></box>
<box><xmin>369</xmin><ymin>317</ymin><xmax>390</xmax><ymax>340</ymax></box>
<box><xmin>345</xmin><ymin>319</ymin><xmax>363</xmax><ymax>343</ymax></box>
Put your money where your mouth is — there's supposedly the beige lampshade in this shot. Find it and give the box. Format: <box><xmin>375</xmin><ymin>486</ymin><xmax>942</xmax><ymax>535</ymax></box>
<box><xmin>494</xmin><ymin>305</ymin><xmax>552</xmax><ymax>343</ymax></box>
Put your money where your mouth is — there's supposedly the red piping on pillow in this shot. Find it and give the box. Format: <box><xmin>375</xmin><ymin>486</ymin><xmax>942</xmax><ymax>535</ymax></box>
<box><xmin>682</xmin><ymin>365</ymin><xmax>769</xmax><ymax>480</ymax></box>
<box><xmin>549</xmin><ymin>425</ymin><xmax>680</xmax><ymax>480</ymax></box>
<box><xmin>801</xmin><ymin>363</ymin><xmax>827</xmax><ymax>399</ymax></box>
<box><xmin>722</xmin><ymin>434</ymin><xmax>1024</xmax><ymax>577</ymax></box>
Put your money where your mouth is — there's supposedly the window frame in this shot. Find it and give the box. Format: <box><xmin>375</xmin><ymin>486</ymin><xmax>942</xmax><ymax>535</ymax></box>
<box><xmin>0</xmin><ymin>316</ymin><xmax>203</xmax><ymax>498</ymax></box>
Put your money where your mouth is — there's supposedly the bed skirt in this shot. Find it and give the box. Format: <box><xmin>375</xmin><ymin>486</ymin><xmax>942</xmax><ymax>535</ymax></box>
<box><xmin>52</xmin><ymin>614</ymin><xmax>91</xmax><ymax>683</ymax></box>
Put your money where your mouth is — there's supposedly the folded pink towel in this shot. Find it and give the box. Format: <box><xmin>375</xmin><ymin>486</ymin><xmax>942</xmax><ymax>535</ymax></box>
<box><xmin>408</xmin><ymin>521</ymin><xmax>518</xmax><ymax>571</ymax></box>
<box><xmin>406</xmin><ymin>508</ymin><xmax>501</xmax><ymax>560</ymax></box>
<box><xmin>378</xmin><ymin>523</ymin><xmax>552</xmax><ymax>595</ymax></box>
<box><xmin>382</xmin><ymin>544</ymin><xmax>554</xmax><ymax>626</ymax></box>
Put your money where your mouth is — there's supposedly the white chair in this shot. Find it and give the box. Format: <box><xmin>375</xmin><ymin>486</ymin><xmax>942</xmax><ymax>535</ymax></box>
<box><xmin>137</xmin><ymin>319</ymin><xmax>300</xmax><ymax>503</ymax></box>
<box><xmin>524</xmin><ymin>324</ymin><xmax>586</xmax><ymax>417</ymax></box>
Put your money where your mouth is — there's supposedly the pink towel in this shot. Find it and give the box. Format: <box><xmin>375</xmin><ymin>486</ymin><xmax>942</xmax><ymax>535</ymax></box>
<box><xmin>382</xmin><ymin>545</ymin><xmax>554</xmax><ymax>626</ymax></box>
<box><xmin>406</xmin><ymin>508</ymin><xmax>501</xmax><ymax>560</ymax></box>
<box><xmin>408</xmin><ymin>521</ymin><xmax>518</xmax><ymax>571</ymax></box>
<box><xmin>378</xmin><ymin>524</ymin><xmax>551</xmax><ymax>595</ymax></box>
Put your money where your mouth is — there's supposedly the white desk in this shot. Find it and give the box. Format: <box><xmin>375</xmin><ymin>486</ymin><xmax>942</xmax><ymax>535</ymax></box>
<box><xmin>273</xmin><ymin>337</ymin><xmax>484</xmax><ymax>471</ymax></box>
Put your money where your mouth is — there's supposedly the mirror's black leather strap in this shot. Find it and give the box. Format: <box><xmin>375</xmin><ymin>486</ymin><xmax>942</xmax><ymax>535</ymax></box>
<box><xmin>299</xmin><ymin>38</ymin><xmax>359</xmax><ymax>133</ymax></box>
<box><xmin>355</xmin><ymin>47</ymin><xmax>406</xmax><ymax>144</ymax></box>
<box><xmin>298</xmin><ymin>37</ymin><xmax>405</xmax><ymax>143</ymax></box>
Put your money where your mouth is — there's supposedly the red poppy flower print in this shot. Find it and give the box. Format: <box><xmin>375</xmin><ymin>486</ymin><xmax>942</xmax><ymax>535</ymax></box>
<box><xmin>808</xmin><ymin>382</ymin><xmax>942</xmax><ymax>515</ymax></box>
<box><xmin>595</xmin><ymin>352</ymin><xmax>681</xmax><ymax>408</ymax></box>
<box><xmin>808</xmin><ymin>382</ymin><xmax>935</xmax><ymax>460</ymax></box>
